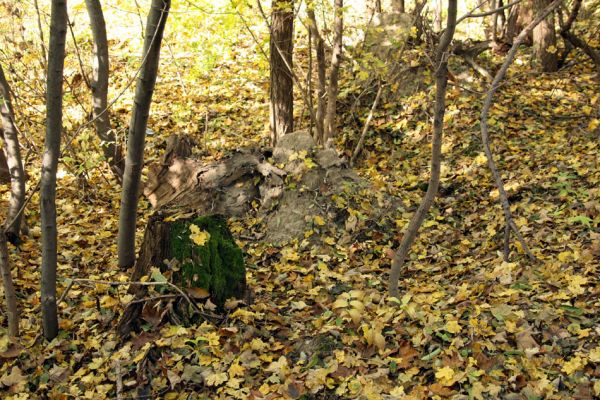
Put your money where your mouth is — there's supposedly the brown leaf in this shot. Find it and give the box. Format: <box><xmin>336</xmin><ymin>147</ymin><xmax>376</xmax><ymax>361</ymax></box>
<box><xmin>186</xmin><ymin>287</ymin><xmax>210</xmax><ymax>299</ymax></box>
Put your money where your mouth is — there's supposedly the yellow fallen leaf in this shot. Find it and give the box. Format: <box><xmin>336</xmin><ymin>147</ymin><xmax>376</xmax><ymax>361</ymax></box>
<box><xmin>445</xmin><ymin>319</ymin><xmax>461</xmax><ymax>334</ymax></box>
<box><xmin>205</xmin><ymin>371</ymin><xmax>228</xmax><ymax>386</ymax></box>
<box><xmin>314</xmin><ymin>215</ymin><xmax>325</xmax><ymax>226</ymax></box>
<box><xmin>347</xmin><ymin>308</ymin><xmax>362</xmax><ymax>324</ymax></box>
<box><xmin>562</xmin><ymin>356</ymin><xmax>586</xmax><ymax>374</ymax></box>
<box><xmin>589</xmin><ymin>346</ymin><xmax>600</xmax><ymax>363</ymax></box>
<box><xmin>558</xmin><ymin>251</ymin><xmax>571</xmax><ymax>263</ymax></box>
<box><xmin>435</xmin><ymin>366</ymin><xmax>455</xmax><ymax>386</ymax></box>
<box><xmin>189</xmin><ymin>224</ymin><xmax>210</xmax><ymax>246</ymax></box>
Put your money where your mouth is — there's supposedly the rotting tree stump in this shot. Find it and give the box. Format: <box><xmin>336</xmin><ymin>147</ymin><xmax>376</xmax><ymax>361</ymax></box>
<box><xmin>117</xmin><ymin>131</ymin><xmax>402</xmax><ymax>338</ymax></box>
<box><xmin>117</xmin><ymin>213</ymin><xmax>246</xmax><ymax>338</ymax></box>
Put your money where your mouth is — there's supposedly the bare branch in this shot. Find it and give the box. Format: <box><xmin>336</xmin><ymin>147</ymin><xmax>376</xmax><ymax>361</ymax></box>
<box><xmin>480</xmin><ymin>0</ymin><xmax>563</xmax><ymax>262</ymax></box>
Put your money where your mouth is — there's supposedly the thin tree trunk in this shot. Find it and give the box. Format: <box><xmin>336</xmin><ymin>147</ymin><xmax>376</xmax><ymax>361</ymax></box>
<box><xmin>433</xmin><ymin>0</ymin><xmax>443</xmax><ymax>31</ymax></box>
<box><xmin>85</xmin><ymin>0</ymin><xmax>124</xmax><ymax>181</ymax></box>
<box><xmin>392</xmin><ymin>0</ymin><xmax>405</xmax><ymax>13</ymax></box>
<box><xmin>323</xmin><ymin>0</ymin><xmax>343</xmax><ymax>147</ymax></box>
<box><xmin>480</xmin><ymin>0</ymin><xmax>562</xmax><ymax>263</ymax></box>
<box><xmin>533</xmin><ymin>0</ymin><xmax>558</xmax><ymax>72</ymax></box>
<box><xmin>0</xmin><ymin>232</ymin><xmax>18</xmax><ymax>338</ymax></box>
<box><xmin>41</xmin><ymin>0</ymin><xmax>68</xmax><ymax>341</ymax></box>
<box><xmin>389</xmin><ymin>0</ymin><xmax>457</xmax><ymax>299</ymax></box>
<box><xmin>118</xmin><ymin>0</ymin><xmax>171</xmax><ymax>269</ymax></box>
<box><xmin>492</xmin><ymin>0</ymin><xmax>500</xmax><ymax>40</ymax></box>
<box><xmin>269</xmin><ymin>0</ymin><xmax>294</xmax><ymax>146</ymax></box>
<box><xmin>0</xmin><ymin>64</ymin><xmax>26</xmax><ymax>243</ymax></box>
<box><xmin>350</xmin><ymin>83</ymin><xmax>382</xmax><ymax>166</ymax></box>
<box><xmin>307</xmin><ymin>8</ymin><xmax>326</xmax><ymax>144</ymax></box>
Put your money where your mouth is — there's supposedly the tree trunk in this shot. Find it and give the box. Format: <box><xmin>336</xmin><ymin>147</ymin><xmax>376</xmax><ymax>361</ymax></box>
<box><xmin>269</xmin><ymin>0</ymin><xmax>294</xmax><ymax>146</ymax></box>
<box><xmin>85</xmin><ymin>0</ymin><xmax>124</xmax><ymax>181</ymax></box>
<box><xmin>0</xmin><ymin>64</ymin><xmax>26</xmax><ymax>244</ymax></box>
<box><xmin>307</xmin><ymin>8</ymin><xmax>326</xmax><ymax>144</ymax></box>
<box><xmin>118</xmin><ymin>0</ymin><xmax>171</xmax><ymax>269</ymax></box>
<box><xmin>392</xmin><ymin>0</ymin><xmax>405</xmax><ymax>13</ymax></box>
<box><xmin>533</xmin><ymin>0</ymin><xmax>557</xmax><ymax>72</ymax></box>
<box><xmin>41</xmin><ymin>0</ymin><xmax>68</xmax><ymax>341</ymax></box>
<box><xmin>389</xmin><ymin>0</ymin><xmax>457</xmax><ymax>299</ymax></box>
<box><xmin>323</xmin><ymin>0</ymin><xmax>343</xmax><ymax>147</ymax></box>
<box><xmin>0</xmin><ymin>232</ymin><xmax>18</xmax><ymax>338</ymax></box>
<box><xmin>433</xmin><ymin>0</ymin><xmax>443</xmax><ymax>31</ymax></box>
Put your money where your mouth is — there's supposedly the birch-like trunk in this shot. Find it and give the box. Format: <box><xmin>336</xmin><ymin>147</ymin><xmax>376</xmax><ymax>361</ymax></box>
<box><xmin>41</xmin><ymin>0</ymin><xmax>68</xmax><ymax>341</ymax></box>
<box><xmin>118</xmin><ymin>0</ymin><xmax>171</xmax><ymax>269</ymax></box>
<box><xmin>0</xmin><ymin>64</ymin><xmax>26</xmax><ymax>243</ymax></box>
<box><xmin>85</xmin><ymin>0</ymin><xmax>124</xmax><ymax>181</ymax></box>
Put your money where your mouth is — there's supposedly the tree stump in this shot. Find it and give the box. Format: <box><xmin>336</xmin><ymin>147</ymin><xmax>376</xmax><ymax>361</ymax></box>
<box><xmin>117</xmin><ymin>131</ymin><xmax>402</xmax><ymax>338</ymax></box>
<box><xmin>117</xmin><ymin>213</ymin><xmax>246</xmax><ymax>337</ymax></box>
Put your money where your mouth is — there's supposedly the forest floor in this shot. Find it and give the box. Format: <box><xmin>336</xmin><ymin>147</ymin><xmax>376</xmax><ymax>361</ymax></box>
<box><xmin>0</xmin><ymin>32</ymin><xmax>599</xmax><ymax>400</ymax></box>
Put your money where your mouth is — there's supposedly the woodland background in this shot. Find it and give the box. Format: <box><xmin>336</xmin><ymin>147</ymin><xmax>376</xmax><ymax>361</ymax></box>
<box><xmin>0</xmin><ymin>0</ymin><xmax>598</xmax><ymax>398</ymax></box>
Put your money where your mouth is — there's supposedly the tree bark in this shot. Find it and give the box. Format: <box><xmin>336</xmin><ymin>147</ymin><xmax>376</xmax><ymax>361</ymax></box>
<box><xmin>118</xmin><ymin>0</ymin><xmax>171</xmax><ymax>269</ymax></box>
<box><xmin>85</xmin><ymin>0</ymin><xmax>124</xmax><ymax>181</ymax></box>
<box><xmin>392</xmin><ymin>0</ymin><xmax>405</xmax><ymax>13</ymax></box>
<box><xmin>558</xmin><ymin>0</ymin><xmax>600</xmax><ymax>82</ymax></box>
<box><xmin>41</xmin><ymin>0</ymin><xmax>68</xmax><ymax>341</ymax></box>
<box><xmin>269</xmin><ymin>0</ymin><xmax>294</xmax><ymax>146</ymax></box>
<box><xmin>480</xmin><ymin>0</ymin><xmax>562</xmax><ymax>263</ymax></box>
<box><xmin>323</xmin><ymin>0</ymin><xmax>343</xmax><ymax>147</ymax></box>
<box><xmin>0</xmin><ymin>232</ymin><xmax>18</xmax><ymax>338</ymax></box>
<box><xmin>533</xmin><ymin>0</ymin><xmax>557</xmax><ymax>72</ymax></box>
<box><xmin>307</xmin><ymin>8</ymin><xmax>326</xmax><ymax>144</ymax></box>
<box><xmin>433</xmin><ymin>0</ymin><xmax>443</xmax><ymax>31</ymax></box>
<box><xmin>389</xmin><ymin>0</ymin><xmax>457</xmax><ymax>299</ymax></box>
<box><xmin>0</xmin><ymin>64</ymin><xmax>26</xmax><ymax>243</ymax></box>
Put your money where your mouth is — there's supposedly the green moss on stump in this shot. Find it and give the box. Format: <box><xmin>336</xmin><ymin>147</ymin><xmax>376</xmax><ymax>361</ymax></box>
<box><xmin>169</xmin><ymin>215</ymin><xmax>245</xmax><ymax>308</ymax></box>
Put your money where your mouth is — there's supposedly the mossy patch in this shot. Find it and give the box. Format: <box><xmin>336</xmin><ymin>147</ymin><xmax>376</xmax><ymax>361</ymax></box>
<box><xmin>169</xmin><ymin>215</ymin><xmax>246</xmax><ymax>308</ymax></box>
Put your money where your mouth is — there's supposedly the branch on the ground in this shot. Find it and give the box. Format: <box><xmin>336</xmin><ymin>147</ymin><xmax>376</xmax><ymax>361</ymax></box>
<box><xmin>480</xmin><ymin>0</ymin><xmax>563</xmax><ymax>262</ymax></box>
